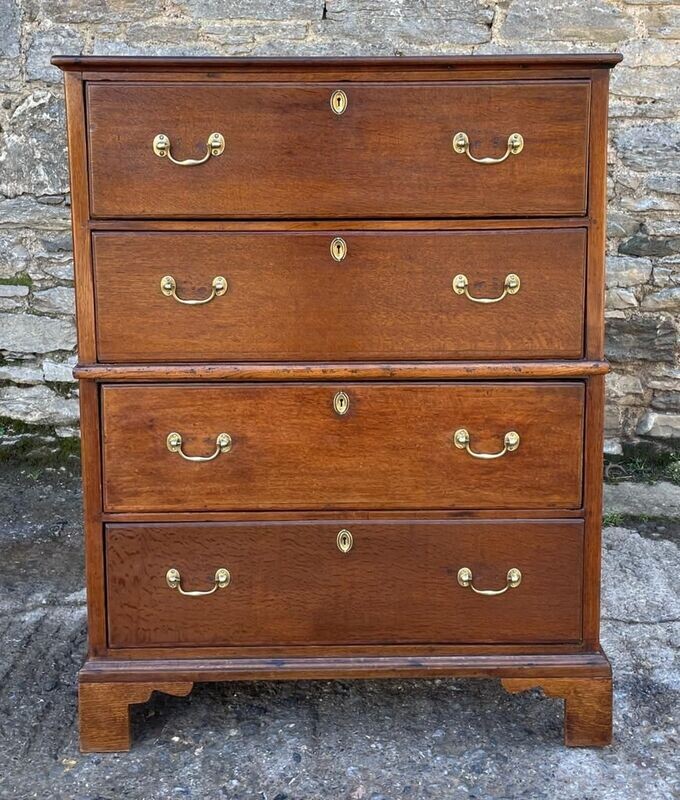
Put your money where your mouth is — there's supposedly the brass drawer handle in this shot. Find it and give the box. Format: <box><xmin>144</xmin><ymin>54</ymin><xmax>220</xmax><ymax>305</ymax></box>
<box><xmin>152</xmin><ymin>132</ymin><xmax>225</xmax><ymax>165</ymax></box>
<box><xmin>452</xmin><ymin>131</ymin><xmax>524</xmax><ymax>164</ymax></box>
<box><xmin>160</xmin><ymin>275</ymin><xmax>228</xmax><ymax>305</ymax></box>
<box><xmin>166</xmin><ymin>567</ymin><xmax>230</xmax><ymax>596</ymax></box>
<box><xmin>166</xmin><ymin>431</ymin><xmax>232</xmax><ymax>462</ymax></box>
<box><xmin>453</xmin><ymin>429</ymin><xmax>520</xmax><ymax>459</ymax></box>
<box><xmin>457</xmin><ymin>567</ymin><xmax>522</xmax><ymax>596</ymax></box>
<box><xmin>452</xmin><ymin>273</ymin><xmax>520</xmax><ymax>304</ymax></box>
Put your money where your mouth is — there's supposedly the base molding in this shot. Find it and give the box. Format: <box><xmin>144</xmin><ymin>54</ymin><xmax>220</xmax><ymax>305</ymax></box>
<box><xmin>78</xmin><ymin>651</ymin><xmax>612</xmax><ymax>751</ymax></box>
<box><xmin>80</xmin><ymin>651</ymin><xmax>611</xmax><ymax>683</ymax></box>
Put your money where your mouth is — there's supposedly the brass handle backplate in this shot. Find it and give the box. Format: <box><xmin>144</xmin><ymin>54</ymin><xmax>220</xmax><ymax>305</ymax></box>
<box><xmin>152</xmin><ymin>132</ymin><xmax>225</xmax><ymax>165</ymax></box>
<box><xmin>452</xmin><ymin>273</ymin><xmax>520</xmax><ymax>304</ymax></box>
<box><xmin>457</xmin><ymin>567</ymin><xmax>522</xmax><ymax>596</ymax></box>
<box><xmin>452</xmin><ymin>131</ymin><xmax>524</xmax><ymax>164</ymax></box>
<box><xmin>166</xmin><ymin>567</ymin><xmax>231</xmax><ymax>596</ymax></box>
<box><xmin>453</xmin><ymin>429</ymin><xmax>520</xmax><ymax>460</ymax></box>
<box><xmin>166</xmin><ymin>431</ymin><xmax>232</xmax><ymax>462</ymax></box>
<box><xmin>160</xmin><ymin>275</ymin><xmax>228</xmax><ymax>305</ymax></box>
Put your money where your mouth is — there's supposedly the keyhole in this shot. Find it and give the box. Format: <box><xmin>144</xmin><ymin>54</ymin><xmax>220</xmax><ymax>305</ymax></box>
<box><xmin>330</xmin><ymin>90</ymin><xmax>347</xmax><ymax>115</ymax></box>
<box><xmin>337</xmin><ymin>529</ymin><xmax>353</xmax><ymax>553</ymax></box>
<box><xmin>330</xmin><ymin>237</ymin><xmax>347</xmax><ymax>262</ymax></box>
<box><xmin>333</xmin><ymin>391</ymin><xmax>350</xmax><ymax>415</ymax></box>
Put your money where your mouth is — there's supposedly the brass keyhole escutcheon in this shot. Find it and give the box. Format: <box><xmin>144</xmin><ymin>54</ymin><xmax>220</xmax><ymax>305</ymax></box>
<box><xmin>330</xmin><ymin>237</ymin><xmax>347</xmax><ymax>262</ymax></box>
<box><xmin>333</xmin><ymin>391</ymin><xmax>350</xmax><ymax>416</ymax></box>
<box><xmin>337</xmin><ymin>529</ymin><xmax>353</xmax><ymax>553</ymax></box>
<box><xmin>330</xmin><ymin>89</ymin><xmax>348</xmax><ymax>115</ymax></box>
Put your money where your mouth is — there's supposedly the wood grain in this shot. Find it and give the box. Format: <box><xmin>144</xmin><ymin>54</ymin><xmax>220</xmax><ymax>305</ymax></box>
<box><xmin>502</xmin><ymin>675</ymin><xmax>613</xmax><ymax>746</ymax></box>
<box><xmin>86</xmin><ymin>81</ymin><xmax>590</xmax><ymax>219</ymax></box>
<box><xmin>101</xmin><ymin>381</ymin><xmax>585</xmax><ymax>512</ymax></box>
<box><xmin>75</xmin><ymin>360</ymin><xmax>609</xmax><ymax>381</ymax></box>
<box><xmin>105</xmin><ymin>520</ymin><xmax>584</xmax><ymax>648</ymax></box>
<box><xmin>79</xmin><ymin>681</ymin><xmax>193</xmax><ymax>752</ymax></box>
<box><xmin>77</xmin><ymin>381</ymin><xmax>107</xmax><ymax>654</ymax></box>
<box><xmin>52</xmin><ymin>54</ymin><xmax>624</xmax><ymax>72</ymax></box>
<box><xmin>52</xmin><ymin>54</ymin><xmax>619</xmax><ymax>750</ymax></box>
<box><xmin>63</xmin><ymin>72</ymin><xmax>96</xmax><ymax>362</ymax></box>
<box><xmin>80</xmin><ymin>651</ymin><xmax>612</xmax><ymax>683</ymax></box>
<box><xmin>93</xmin><ymin>228</ymin><xmax>586</xmax><ymax>362</ymax></box>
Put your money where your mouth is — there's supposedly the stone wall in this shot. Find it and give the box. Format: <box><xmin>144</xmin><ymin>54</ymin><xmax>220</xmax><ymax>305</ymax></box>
<box><xmin>0</xmin><ymin>0</ymin><xmax>678</xmax><ymax>458</ymax></box>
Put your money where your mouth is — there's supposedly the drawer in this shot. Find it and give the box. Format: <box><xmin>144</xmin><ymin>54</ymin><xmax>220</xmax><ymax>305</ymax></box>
<box><xmin>105</xmin><ymin>520</ymin><xmax>584</xmax><ymax>647</ymax></box>
<box><xmin>93</xmin><ymin>228</ymin><xmax>586</xmax><ymax>362</ymax></box>
<box><xmin>101</xmin><ymin>382</ymin><xmax>584</xmax><ymax>512</ymax></box>
<box><xmin>87</xmin><ymin>81</ymin><xmax>590</xmax><ymax>218</ymax></box>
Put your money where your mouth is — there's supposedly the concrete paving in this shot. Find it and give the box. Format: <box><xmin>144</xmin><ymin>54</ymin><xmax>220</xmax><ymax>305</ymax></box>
<box><xmin>0</xmin><ymin>463</ymin><xmax>678</xmax><ymax>800</ymax></box>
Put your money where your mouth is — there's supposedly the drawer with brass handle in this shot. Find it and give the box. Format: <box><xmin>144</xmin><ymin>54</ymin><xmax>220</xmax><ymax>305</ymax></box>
<box><xmin>101</xmin><ymin>381</ymin><xmax>585</xmax><ymax>513</ymax></box>
<box><xmin>105</xmin><ymin>520</ymin><xmax>584</xmax><ymax>648</ymax></box>
<box><xmin>86</xmin><ymin>81</ymin><xmax>590</xmax><ymax>218</ymax></box>
<box><xmin>56</xmin><ymin>54</ymin><xmax>619</xmax><ymax>751</ymax></box>
<box><xmin>93</xmin><ymin>228</ymin><xmax>586</xmax><ymax>362</ymax></box>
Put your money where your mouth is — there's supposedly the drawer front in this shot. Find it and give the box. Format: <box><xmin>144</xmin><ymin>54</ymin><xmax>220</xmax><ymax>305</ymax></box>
<box><xmin>87</xmin><ymin>82</ymin><xmax>590</xmax><ymax>218</ymax></box>
<box><xmin>105</xmin><ymin>520</ymin><xmax>584</xmax><ymax>647</ymax></box>
<box><xmin>102</xmin><ymin>382</ymin><xmax>584</xmax><ymax>512</ymax></box>
<box><xmin>94</xmin><ymin>228</ymin><xmax>586</xmax><ymax>362</ymax></box>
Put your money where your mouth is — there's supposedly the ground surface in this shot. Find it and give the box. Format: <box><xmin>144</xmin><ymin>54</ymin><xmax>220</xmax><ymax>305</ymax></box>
<box><xmin>0</xmin><ymin>463</ymin><xmax>678</xmax><ymax>800</ymax></box>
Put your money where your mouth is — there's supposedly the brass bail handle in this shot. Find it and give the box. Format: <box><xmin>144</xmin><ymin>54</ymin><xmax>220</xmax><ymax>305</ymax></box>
<box><xmin>452</xmin><ymin>273</ymin><xmax>520</xmax><ymax>304</ymax></box>
<box><xmin>453</xmin><ymin>429</ymin><xmax>520</xmax><ymax>460</ymax></box>
<box><xmin>457</xmin><ymin>567</ymin><xmax>522</xmax><ymax>596</ymax></box>
<box><xmin>153</xmin><ymin>132</ymin><xmax>225</xmax><ymax>166</ymax></box>
<box><xmin>166</xmin><ymin>567</ymin><xmax>231</xmax><ymax>596</ymax></box>
<box><xmin>452</xmin><ymin>131</ymin><xmax>524</xmax><ymax>164</ymax></box>
<box><xmin>160</xmin><ymin>275</ymin><xmax>228</xmax><ymax>305</ymax></box>
<box><xmin>166</xmin><ymin>431</ymin><xmax>232</xmax><ymax>462</ymax></box>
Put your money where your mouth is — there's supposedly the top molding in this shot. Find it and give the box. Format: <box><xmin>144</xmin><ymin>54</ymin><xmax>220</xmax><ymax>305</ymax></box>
<box><xmin>51</xmin><ymin>53</ymin><xmax>623</xmax><ymax>72</ymax></box>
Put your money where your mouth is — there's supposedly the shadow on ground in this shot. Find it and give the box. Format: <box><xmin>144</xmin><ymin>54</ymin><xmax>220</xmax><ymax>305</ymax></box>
<box><xmin>0</xmin><ymin>463</ymin><xmax>678</xmax><ymax>800</ymax></box>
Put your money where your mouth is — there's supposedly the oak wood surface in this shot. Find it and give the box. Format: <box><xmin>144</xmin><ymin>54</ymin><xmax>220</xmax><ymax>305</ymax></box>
<box><xmin>80</xmin><ymin>651</ymin><xmax>612</xmax><ymax>682</ymax></box>
<box><xmin>93</xmin><ymin>228</ymin><xmax>586</xmax><ymax>362</ymax></box>
<box><xmin>53</xmin><ymin>54</ymin><xmax>618</xmax><ymax>751</ymax></box>
<box><xmin>502</xmin><ymin>676</ymin><xmax>613</xmax><ymax>746</ymax></box>
<box><xmin>583</xmin><ymin>375</ymin><xmax>606</xmax><ymax>649</ymax></box>
<box><xmin>105</xmin><ymin>520</ymin><xmax>583</xmax><ymax>648</ymax></box>
<box><xmin>86</xmin><ymin>81</ymin><xmax>590</xmax><ymax>219</ymax></box>
<box><xmin>75</xmin><ymin>360</ymin><xmax>609</xmax><ymax>381</ymax></box>
<box><xmin>101</xmin><ymin>381</ymin><xmax>585</xmax><ymax>512</ymax></box>
<box><xmin>63</xmin><ymin>72</ymin><xmax>96</xmax><ymax>362</ymax></box>
<box><xmin>88</xmin><ymin>217</ymin><xmax>590</xmax><ymax>230</ymax></box>
<box><xmin>78</xmin><ymin>380</ymin><xmax>107</xmax><ymax>654</ymax></box>
<box><xmin>53</xmin><ymin>54</ymin><xmax>624</xmax><ymax>71</ymax></box>
<box><xmin>79</xmin><ymin>681</ymin><xmax>193</xmax><ymax>752</ymax></box>
<box><xmin>101</xmin><ymin>642</ymin><xmax>591</xmax><ymax>660</ymax></box>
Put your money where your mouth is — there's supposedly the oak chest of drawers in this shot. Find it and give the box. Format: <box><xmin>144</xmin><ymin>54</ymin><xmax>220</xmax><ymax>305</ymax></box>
<box><xmin>54</xmin><ymin>53</ymin><xmax>621</xmax><ymax>752</ymax></box>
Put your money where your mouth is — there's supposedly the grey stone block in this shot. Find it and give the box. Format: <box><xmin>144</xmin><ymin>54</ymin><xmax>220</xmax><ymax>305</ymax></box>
<box><xmin>501</xmin><ymin>0</ymin><xmax>635</xmax><ymax>43</ymax></box>
<box><xmin>606</xmin><ymin>314</ymin><xmax>678</xmax><ymax>363</ymax></box>
<box><xmin>0</xmin><ymin>312</ymin><xmax>76</xmax><ymax>354</ymax></box>
<box><xmin>0</xmin><ymin>383</ymin><xmax>79</xmax><ymax>424</ymax></box>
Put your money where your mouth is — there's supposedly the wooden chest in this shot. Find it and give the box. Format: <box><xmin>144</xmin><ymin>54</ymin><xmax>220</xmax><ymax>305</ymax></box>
<box><xmin>54</xmin><ymin>53</ymin><xmax>621</xmax><ymax>751</ymax></box>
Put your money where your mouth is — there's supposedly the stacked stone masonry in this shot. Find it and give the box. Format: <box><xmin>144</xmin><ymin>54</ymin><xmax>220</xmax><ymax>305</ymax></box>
<box><xmin>0</xmin><ymin>0</ymin><xmax>678</xmax><ymax>455</ymax></box>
